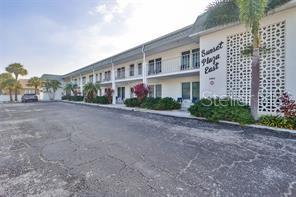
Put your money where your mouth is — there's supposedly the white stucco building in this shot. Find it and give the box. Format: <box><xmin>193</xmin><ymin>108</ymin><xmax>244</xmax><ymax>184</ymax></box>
<box><xmin>45</xmin><ymin>1</ymin><xmax>296</xmax><ymax>115</ymax></box>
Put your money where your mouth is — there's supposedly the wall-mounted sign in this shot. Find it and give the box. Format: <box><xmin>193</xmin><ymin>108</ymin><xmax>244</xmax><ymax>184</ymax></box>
<box><xmin>201</xmin><ymin>41</ymin><xmax>224</xmax><ymax>74</ymax></box>
<box><xmin>209</xmin><ymin>77</ymin><xmax>215</xmax><ymax>86</ymax></box>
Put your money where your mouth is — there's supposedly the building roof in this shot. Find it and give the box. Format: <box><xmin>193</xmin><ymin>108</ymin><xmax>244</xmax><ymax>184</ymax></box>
<box><xmin>19</xmin><ymin>79</ymin><xmax>31</xmax><ymax>89</ymax></box>
<box><xmin>190</xmin><ymin>0</ymin><xmax>296</xmax><ymax>37</ymax></box>
<box><xmin>62</xmin><ymin>24</ymin><xmax>194</xmax><ymax>78</ymax></box>
<box><xmin>41</xmin><ymin>74</ymin><xmax>62</xmax><ymax>81</ymax></box>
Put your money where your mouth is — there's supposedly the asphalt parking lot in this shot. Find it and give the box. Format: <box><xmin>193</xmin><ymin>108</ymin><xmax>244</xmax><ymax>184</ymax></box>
<box><xmin>0</xmin><ymin>102</ymin><xmax>295</xmax><ymax>196</ymax></box>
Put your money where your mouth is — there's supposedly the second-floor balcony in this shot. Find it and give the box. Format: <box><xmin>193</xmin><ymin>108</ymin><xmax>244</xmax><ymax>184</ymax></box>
<box><xmin>147</xmin><ymin>56</ymin><xmax>200</xmax><ymax>77</ymax></box>
<box><xmin>115</xmin><ymin>68</ymin><xmax>142</xmax><ymax>81</ymax></box>
<box><xmin>102</xmin><ymin>76</ymin><xmax>111</xmax><ymax>82</ymax></box>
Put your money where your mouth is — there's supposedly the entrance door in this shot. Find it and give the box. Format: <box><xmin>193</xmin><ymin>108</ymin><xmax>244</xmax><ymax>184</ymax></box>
<box><xmin>117</xmin><ymin>87</ymin><xmax>125</xmax><ymax>100</ymax></box>
<box><xmin>192</xmin><ymin>82</ymin><xmax>200</xmax><ymax>103</ymax></box>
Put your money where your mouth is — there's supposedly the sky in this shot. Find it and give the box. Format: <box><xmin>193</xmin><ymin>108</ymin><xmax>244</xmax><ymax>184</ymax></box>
<box><xmin>0</xmin><ymin>0</ymin><xmax>213</xmax><ymax>78</ymax></box>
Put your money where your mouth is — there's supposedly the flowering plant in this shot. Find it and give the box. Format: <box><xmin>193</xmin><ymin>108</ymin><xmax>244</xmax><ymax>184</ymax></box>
<box><xmin>280</xmin><ymin>92</ymin><xmax>296</xmax><ymax>118</ymax></box>
<box><xmin>133</xmin><ymin>83</ymin><xmax>150</xmax><ymax>101</ymax></box>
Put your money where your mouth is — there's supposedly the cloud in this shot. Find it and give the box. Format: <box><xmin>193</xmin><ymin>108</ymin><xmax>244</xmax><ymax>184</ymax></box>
<box><xmin>0</xmin><ymin>0</ymin><xmax>213</xmax><ymax>77</ymax></box>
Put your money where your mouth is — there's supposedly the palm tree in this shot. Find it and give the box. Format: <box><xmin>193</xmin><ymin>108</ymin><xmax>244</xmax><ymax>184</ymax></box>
<box><xmin>5</xmin><ymin>79</ymin><xmax>17</xmax><ymax>102</ymax></box>
<box><xmin>236</xmin><ymin>0</ymin><xmax>268</xmax><ymax>120</ymax></box>
<box><xmin>5</xmin><ymin>63</ymin><xmax>28</xmax><ymax>101</ymax></box>
<box><xmin>43</xmin><ymin>80</ymin><xmax>52</xmax><ymax>94</ymax></box>
<box><xmin>0</xmin><ymin>73</ymin><xmax>15</xmax><ymax>101</ymax></box>
<box><xmin>43</xmin><ymin>79</ymin><xmax>61</xmax><ymax>100</ymax></box>
<box><xmin>50</xmin><ymin>80</ymin><xmax>62</xmax><ymax>100</ymax></box>
<box><xmin>28</xmin><ymin>77</ymin><xmax>43</xmax><ymax>94</ymax></box>
<box><xmin>204</xmin><ymin>0</ymin><xmax>288</xmax><ymax>120</ymax></box>
<box><xmin>83</xmin><ymin>82</ymin><xmax>100</xmax><ymax>102</ymax></box>
<box><xmin>64</xmin><ymin>82</ymin><xmax>78</xmax><ymax>96</ymax></box>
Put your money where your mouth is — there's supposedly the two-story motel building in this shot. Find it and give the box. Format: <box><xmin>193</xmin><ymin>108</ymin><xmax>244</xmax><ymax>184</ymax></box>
<box><xmin>54</xmin><ymin>1</ymin><xmax>296</xmax><ymax>115</ymax></box>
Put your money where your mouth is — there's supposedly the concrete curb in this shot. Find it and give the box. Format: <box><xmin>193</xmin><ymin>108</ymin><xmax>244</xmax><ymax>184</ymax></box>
<box><xmin>60</xmin><ymin>100</ymin><xmax>296</xmax><ymax>139</ymax></box>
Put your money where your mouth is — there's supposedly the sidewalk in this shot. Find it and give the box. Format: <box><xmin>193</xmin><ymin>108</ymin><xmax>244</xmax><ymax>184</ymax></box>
<box><xmin>60</xmin><ymin>100</ymin><xmax>296</xmax><ymax>138</ymax></box>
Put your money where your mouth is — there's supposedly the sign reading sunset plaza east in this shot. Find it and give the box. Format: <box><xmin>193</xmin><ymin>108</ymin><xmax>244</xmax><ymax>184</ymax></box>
<box><xmin>201</xmin><ymin>41</ymin><xmax>224</xmax><ymax>74</ymax></box>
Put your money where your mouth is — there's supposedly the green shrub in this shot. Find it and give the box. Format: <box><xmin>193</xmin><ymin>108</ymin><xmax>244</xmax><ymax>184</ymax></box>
<box><xmin>92</xmin><ymin>96</ymin><xmax>109</xmax><ymax>104</ymax></box>
<box><xmin>61</xmin><ymin>95</ymin><xmax>71</xmax><ymax>100</ymax></box>
<box><xmin>141</xmin><ymin>97</ymin><xmax>162</xmax><ymax>109</ymax></box>
<box><xmin>188</xmin><ymin>98</ymin><xmax>255</xmax><ymax>125</ymax></box>
<box><xmin>124</xmin><ymin>98</ymin><xmax>142</xmax><ymax>107</ymax></box>
<box><xmin>124</xmin><ymin>97</ymin><xmax>180</xmax><ymax>110</ymax></box>
<box><xmin>69</xmin><ymin>96</ymin><xmax>84</xmax><ymax>101</ymax></box>
<box><xmin>154</xmin><ymin>97</ymin><xmax>181</xmax><ymax>110</ymax></box>
<box><xmin>259</xmin><ymin>115</ymin><xmax>296</xmax><ymax>130</ymax></box>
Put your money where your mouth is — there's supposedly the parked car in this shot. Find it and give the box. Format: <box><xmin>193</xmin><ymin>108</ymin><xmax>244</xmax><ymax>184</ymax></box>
<box><xmin>21</xmin><ymin>94</ymin><xmax>38</xmax><ymax>103</ymax></box>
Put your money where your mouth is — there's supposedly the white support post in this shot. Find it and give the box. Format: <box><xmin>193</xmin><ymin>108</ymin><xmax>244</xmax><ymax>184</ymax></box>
<box><xmin>142</xmin><ymin>45</ymin><xmax>147</xmax><ymax>84</ymax></box>
<box><xmin>111</xmin><ymin>61</ymin><xmax>116</xmax><ymax>104</ymax></box>
<box><xmin>80</xmin><ymin>74</ymin><xmax>83</xmax><ymax>96</ymax></box>
<box><xmin>92</xmin><ymin>67</ymin><xmax>95</xmax><ymax>84</ymax></box>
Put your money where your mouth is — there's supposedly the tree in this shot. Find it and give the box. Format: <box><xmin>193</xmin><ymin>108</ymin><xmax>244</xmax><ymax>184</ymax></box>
<box><xmin>133</xmin><ymin>83</ymin><xmax>150</xmax><ymax>101</ymax></box>
<box><xmin>64</xmin><ymin>82</ymin><xmax>78</xmax><ymax>96</ymax></box>
<box><xmin>50</xmin><ymin>80</ymin><xmax>62</xmax><ymax>100</ymax></box>
<box><xmin>28</xmin><ymin>77</ymin><xmax>43</xmax><ymax>94</ymax></box>
<box><xmin>0</xmin><ymin>73</ymin><xmax>15</xmax><ymax>101</ymax></box>
<box><xmin>236</xmin><ymin>0</ymin><xmax>268</xmax><ymax>120</ymax></box>
<box><xmin>104</xmin><ymin>88</ymin><xmax>114</xmax><ymax>104</ymax></box>
<box><xmin>43</xmin><ymin>79</ymin><xmax>61</xmax><ymax>100</ymax></box>
<box><xmin>204</xmin><ymin>0</ymin><xmax>289</xmax><ymax>120</ymax></box>
<box><xmin>5</xmin><ymin>63</ymin><xmax>28</xmax><ymax>101</ymax></box>
<box><xmin>83</xmin><ymin>82</ymin><xmax>100</xmax><ymax>102</ymax></box>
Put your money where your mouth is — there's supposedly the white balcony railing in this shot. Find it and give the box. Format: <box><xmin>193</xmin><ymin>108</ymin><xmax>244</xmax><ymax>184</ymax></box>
<box><xmin>115</xmin><ymin>68</ymin><xmax>142</xmax><ymax>81</ymax></box>
<box><xmin>147</xmin><ymin>56</ymin><xmax>200</xmax><ymax>77</ymax></box>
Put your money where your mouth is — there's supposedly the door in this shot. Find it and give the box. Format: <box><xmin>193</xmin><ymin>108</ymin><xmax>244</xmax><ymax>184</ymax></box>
<box><xmin>117</xmin><ymin>87</ymin><xmax>125</xmax><ymax>100</ymax></box>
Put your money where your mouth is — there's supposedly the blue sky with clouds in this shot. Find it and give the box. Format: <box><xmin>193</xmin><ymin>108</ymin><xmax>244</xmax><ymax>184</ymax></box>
<box><xmin>0</xmin><ymin>0</ymin><xmax>211</xmax><ymax>78</ymax></box>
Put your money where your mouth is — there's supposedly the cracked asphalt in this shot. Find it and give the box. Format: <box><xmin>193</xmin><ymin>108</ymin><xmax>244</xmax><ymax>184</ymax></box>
<box><xmin>0</xmin><ymin>102</ymin><xmax>296</xmax><ymax>197</ymax></box>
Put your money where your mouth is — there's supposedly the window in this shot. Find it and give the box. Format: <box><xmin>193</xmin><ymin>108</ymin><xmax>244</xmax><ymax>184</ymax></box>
<box><xmin>155</xmin><ymin>58</ymin><xmax>162</xmax><ymax>73</ymax></box>
<box><xmin>155</xmin><ymin>84</ymin><xmax>162</xmax><ymax>98</ymax></box>
<box><xmin>89</xmin><ymin>75</ymin><xmax>93</xmax><ymax>83</ymax></box>
<box><xmin>182</xmin><ymin>82</ymin><xmax>190</xmax><ymax>99</ymax></box>
<box><xmin>118</xmin><ymin>67</ymin><xmax>125</xmax><ymax>79</ymax></box>
<box><xmin>130</xmin><ymin>87</ymin><xmax>134</xmax><ymax>98</ymax></box>
<box><xmin>149</xmin><ymin>85</ymin><xmax>154</xmax><ymax>97</ymax></box>
<box><xmin>82</xmin><ymin>77</ymin><xmax>86</xmax><ymax>85</ymax></box>
<box><xmin>74</xmin><ymin>79</ymin><xmax>77</xmax><ymax>85</ymax></box>
<box><xmin>192</xmin><ymin>82</ymin><xmax>200</xmax><ymax>100</ymax></box>
<box><xmin>95</xmin><ymin>74</ymin><xmax>98</xmax><ymax>82</ymax></box>
<box><xmin>99</xmin><ymin>73</ymin><xmax>102</xmax><ymax>81</ymax></box>
<box><xmin>181</xmin><ymin>51</ymin><xmax>190</xmax><ymax>70</ymax></box>
<box><xmin>148</xmin><ymin>60</ymin><xmax>154</xmax><ymax>75</ymax></box>
<box><xmin>192</xmin><ymin>49</ymin><xmax>200</xmax><ymax>68</ymax></box>
<box><xmin>129</xmin><ymin>64</ymin><xmax>134</xmax><ymax>76</ymax></box>
<box><xmin>138</xmin><ymin>63</ymin><xmax>142</xmax><ymax>75</ymax></box>
<box><xmin>104</xmin><ymin>71</ymin><xmax>111</xmax><ymax>81</ymax></box>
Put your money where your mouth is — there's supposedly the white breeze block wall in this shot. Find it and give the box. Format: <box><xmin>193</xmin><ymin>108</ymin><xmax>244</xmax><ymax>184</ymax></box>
<box><xmin>199</xmin><ymin>7</ymin><xmax>296</xmax><ymax>114</ymax></box>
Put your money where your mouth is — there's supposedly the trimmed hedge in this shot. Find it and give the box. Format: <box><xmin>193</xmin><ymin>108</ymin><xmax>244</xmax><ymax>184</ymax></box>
<box><xmin>259</xmin><ymin>115</ymin><xmax>296</xmax><ymax>130</ymax></box>
<box><xmin>124</xmin><ymin>97</ymin><xmax>181</xmax><ymax>110</ymax></box>
<box><xmin>188</xmin><ymin>98</ymin><xmax>255</xmax><ymax>125</ymax></box>
<box><xmin>91</xmin><ymin>96</ymin><xmax>109</xmax><ymax>104</ymax></box>
<box><xmin>62</xmin><ymin>95</ymin><xmax>84</xmax><ymax>101</ymax></box>
<box><xmin>124</xmin><ymin>98</ymin><xmax>142</xmax><ymax>107</ymax></box>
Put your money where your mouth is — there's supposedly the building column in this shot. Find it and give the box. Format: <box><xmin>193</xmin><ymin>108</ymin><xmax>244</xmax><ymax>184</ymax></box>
<box><xmin>111</xmin><ymin>61</ymin><xmax>116</xmax><ymax>104</ymax></box>
<box><xmin>142</xmin><ymin>45</ymin><xmax>147</xmax><ymax>84</ymax></box>
<box><xmin>80</xmin><ymin>74</ymin><xmax>83</xmax><ymax>96</ymax></box>
<box><xmin>92</xmin><ymin>67</ymin><xmax>95</xmax><ymax>84</ymax></box>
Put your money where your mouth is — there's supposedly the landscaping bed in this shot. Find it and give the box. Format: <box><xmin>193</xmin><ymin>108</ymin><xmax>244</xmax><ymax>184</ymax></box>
<box><xmin>124</xmin><ymin>97</ymin><xmax>181</xmax><ymax>110</ymax></box>
<box><xmin>188</xmin><ymin>97</ymin><xmax>296</xmax><ymax>130</ymax></box>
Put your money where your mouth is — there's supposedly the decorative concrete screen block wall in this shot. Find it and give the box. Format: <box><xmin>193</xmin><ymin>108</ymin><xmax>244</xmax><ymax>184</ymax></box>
<box><xmin>226</xmin><ymin>21</ymin><xmax>286</xmax><ymax>113</ymax></box>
